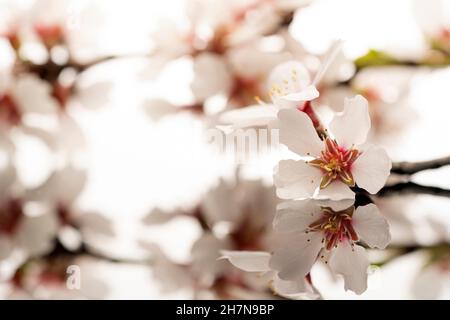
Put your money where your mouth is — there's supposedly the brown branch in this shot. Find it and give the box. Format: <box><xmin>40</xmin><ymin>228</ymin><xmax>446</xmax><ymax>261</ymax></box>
<box><xmin>377</xmin><ymin>182</ymin><xmax>450</xmax><ymax>198</ymax></box>
<box><xmin>391</xmin><ymin>156</ymin><xmax>450</xmax><ymax>175</ymax></box>
<box><xmin>33</xmin><ymin>239</ymin><xmax>152</xmax><ymax>266</ymax></box>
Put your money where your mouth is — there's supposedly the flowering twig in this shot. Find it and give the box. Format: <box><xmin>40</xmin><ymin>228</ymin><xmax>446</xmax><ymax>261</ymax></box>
<box><xmin>391</xmin><ymin>156</ymin><xmax>450</xmax><ymax>175</ymax></box>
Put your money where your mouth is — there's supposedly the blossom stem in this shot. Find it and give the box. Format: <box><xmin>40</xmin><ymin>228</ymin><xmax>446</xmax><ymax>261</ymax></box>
<box><xmin>299</xmin><ymin>101</ymin><xmax>328</xmax><ymax>139</ymax></box>
<box><xmin>391</xmin><ymin>156</ymin><xmax>450</xmax><ymax>175</ymax></box>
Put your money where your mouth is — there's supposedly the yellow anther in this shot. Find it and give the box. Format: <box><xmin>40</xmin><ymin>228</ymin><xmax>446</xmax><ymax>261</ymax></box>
<box><xmin>254</xmin><ymin>96</ymin><xmax>263</xmax><ymax>104</ymax></box>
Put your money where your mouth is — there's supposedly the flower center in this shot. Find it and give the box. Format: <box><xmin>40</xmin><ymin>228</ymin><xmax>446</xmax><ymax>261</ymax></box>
<box><xmin>0</xmin><ymin>94</ymin><xmax>21</xmax><ymax>126</ymax></box>
<box><xmin>34</xmin><ymin>23</ymin><xmax>64</xmax><ymax>49</ymax></box>
<box><xmin>308</xmin><ymin>138</ymin><xmax>360</xmax><ymax>189</ymax></box>
<box><xmin>307</xmin><ymin>207</ymin><xmax>358</xmax><ymax>251</ymax></box>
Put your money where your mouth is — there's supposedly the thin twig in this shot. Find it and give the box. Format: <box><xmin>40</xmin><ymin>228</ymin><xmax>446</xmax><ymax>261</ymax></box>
<box><xmin>391</xmin><ymin>156</ymin><xmax>450</xmax><ymax>175</ymax></box>
<box><xmin>41</xmin><ymin>240</ymin><xmax>152</xmax><ymax>265</ymax></box>
<box><xmin>378</xmin><ymin>182</ymin><xmax>450</xmax><ymax>198</ymax></box>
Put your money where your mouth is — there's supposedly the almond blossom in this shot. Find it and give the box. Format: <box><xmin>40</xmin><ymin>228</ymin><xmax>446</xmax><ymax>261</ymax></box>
<box><xmin>413</xmin><ymin>0</ymin><xmax>450</xmax><ymax>55</ymax></box>
<box><xmin>270</xmin><ymin>200</ymin><xmax>391</xmax><ymax>294</ymax></box>
<box><xmin>274</xmin><ymin>94</ymin><xmax>392</xmax><ymax>201</ymax></box>
<box><xmin>220</xmin><ymin>250</ymin><xmax>319</xmax><ymax>299</ymax></box>
<box><xmin>141</xmin><ymin>177</ymin><xmax>280</xmax><ymax>299</ymax></box>
<box><xmin>153</xmin><ymin>0</ymin><xmax>310</xmax><ymax>58</ymax></box>
<box><xmin>22</xmin><ymin>159</ymin><xmax>113</xmax><ymax>255</ymax></box>
<box><xmin>219</xmin><ymin>40</ymin><xmax>343</xmax><ymax>128</ymax></box>
<box><xmin>321</xmin><ymin>66</ymin><xmax>421</xmax><ymax>146</ymax></box>
<box><xmin>0</xmin><ymin>144</ymin><xmax>58</xmax><ymax>269</ymax></box>
<box><xmin>0</xmin><ymin>40</ymin><xmax>60</xmax><ymax>131</ymax></box>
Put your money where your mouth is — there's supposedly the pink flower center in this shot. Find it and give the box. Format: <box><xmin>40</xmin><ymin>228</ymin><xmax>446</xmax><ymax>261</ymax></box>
<box><xmin>307</xmin><ymin>207</ymin><xmax>358</xmax><ymax>251</ymax></box>
<box><xmin>308</xmin><ymin>138</ymin><xmax>360</xmax><ymax>189</ymax></box>
<box><xmin>0</xmin><ymin>94</ymin><xmax>22</xmax><ymax>126</ymax></box>
<box><xmin>34</xmin><ymin>23</ymin><xmax>64</xmax><ymax>49</ymax></box>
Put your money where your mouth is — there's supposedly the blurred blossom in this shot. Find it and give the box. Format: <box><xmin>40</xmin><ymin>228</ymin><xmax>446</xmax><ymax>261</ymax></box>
<box><xmin>141</xmin><ymin>177</ymin><xmax>279</xmax><ymax>299</ymax></box>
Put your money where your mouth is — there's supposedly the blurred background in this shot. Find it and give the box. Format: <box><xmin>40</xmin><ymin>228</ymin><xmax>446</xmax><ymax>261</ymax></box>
<box><xmin>1</xmin><ymin>0</ymin><xmax>450</xmax><ymax>299</ymax></box>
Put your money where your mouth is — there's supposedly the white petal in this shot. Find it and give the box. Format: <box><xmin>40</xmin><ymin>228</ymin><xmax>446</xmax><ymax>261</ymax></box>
<box><xmin>191</xmin><ymin>233</ymin><xmax>231</xmax><ymax>278</ymax></box>
<box><xmin>329</xmin><ymin>95</ymin><xmax>371</xmax><ymax>148</ymax></box>
<box><xmin>329</xmin><ymin>243</ymin><xmax>369</xmax><ymax>295</ymax></box>
<box><xmin>142</xmin><ymin>99</ymin><xmax>178</xmax><ymax>121</ymax></box>
<box><xmin>312</xmin><ymin>40</ymin><xmax>344</xmax><ymax>86</ymax></box>
<box><xmin>142</xmin><ymin>208</ymin><xmax>178</xmax><ymax>225</ymax></box>
<box><xmin>352</xmin><ymin>204</ymin><xmax>391</xmax><ymax>249</ymax></box>
<box><xmin>227</xmin><ymin>42</ymin><xmax>288</xmax><ymax>79</ymax></box>
<box><xmin>16</xmin><ymin>212</ymin><xmax>58</xmax><ymax>257</ymax></box>
<box><xmin>352</xmin><ymin>145</ymin><xmax>392</xmax><ymax>194</ymax></box>
<box><xmin>0</xmin><ymin>39</ymin><xmax>14</xmax><ymax>94</ymax></box>
<box><xmin>201</xmin><ymin>179</ymin><xmax>244</xmax><ymax>226</ymax></box>
<box><xmin>191</xmin><ymin>53</ymin><xmax>232</xmax><ymax>101</ymax></box>
<box><xmin>0</xmin><ymin>164</ymin><xmax>15</xmax><ymax>197</ymax></box>
<box><xmin>144</xmin><ymin>242</ymin><xmax>194</xmax><ymax>291</ymax></box>
<box><xmin>316</xmin><ymin>180</ymin><xmax>355</xmax><ymax>201</ymax></box>
<box><xmin>0</xmin><ymin>134</ymin><xmax>15</xmax><ymax>196</ymax></box>
<box><xmin>279</xmin><ymin>85</ymin><xmax>319</xmax><ymax>104</ymax></box>
<box><xmin>219</xmin><ymin>104</ymin><xmax>278</xmax><ymax>128</ymax></box>
<box><xmin>272</xmin><ymin>275</ymin><xmax>315</xmax><ymax>298</ymax></box>
<box><xmin>270</xmin><ymin>232</ymin><xmax>322</xmax><ymax>280</ymax></box>
<box><xmin>267</xmin><ymin>60</ymin><xmax>311</xmax><ymax>97</ymax></box>
<box><xmin>55</xmin><ymin>115</ymin><xmax>87</xmax><ymax>155</ymax></box>
<box><xmin>219</xmin><ymin>250</ymin><xmax>271</xmax><ymax>272</ymax></box>
<box><xmin>411</xmin><ymin>265</ymin><xmax>443</xmax><ymax>300</ymax></box>
<box><xmin>274</xmin><ymin>200</ymin><xmax>323</xmax><ymax>233</ymax></box>
<box><xmin>0</xmin><ymin>235</ymin><xmax>13</xmax><ymax>260</ymax></box>
<box><xmin>274</xmin><ymin>160</ymin><xmax>322</xmax><ymax>199</ymax></box>
<box><xmin>11</xmin><ymin>74</ymin><xmax>59</xmax><ymax>114</ymax></box>
<box><xmin>315</xmin><ymin>199</ymin><xmax>355</xmax><ymax>212</ymax></box>
<box><xmin>25</xmin><ymin>165</ymin><xmax>87</xmax><ymax>206</ymax></box>
<box><xmin>277</xmin><ymin>108</ymin><xmax>324</xmax><ymax>157</ymax></box>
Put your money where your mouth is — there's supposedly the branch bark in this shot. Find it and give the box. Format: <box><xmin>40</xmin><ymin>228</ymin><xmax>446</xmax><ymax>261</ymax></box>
<box><xmin>378</xmin><ymin>182</ymin><xmax>450</xmax><ymax>198</ymax></box>
<box><xmin>391</xmin><ymin>156</ymin><xmax>450</xmax><ymax>175</ymax></box>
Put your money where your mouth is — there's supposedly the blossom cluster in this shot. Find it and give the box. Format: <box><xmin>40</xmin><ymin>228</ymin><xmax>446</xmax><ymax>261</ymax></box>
<box><xmin>219</xmin><ymin>42</ymin><xmax>392</xmax><ymax>296</ymax></box>
<box><xmin>2</xmin><ymin>0</ymin><xmax>450</xmax><ymax>300</ymax></box>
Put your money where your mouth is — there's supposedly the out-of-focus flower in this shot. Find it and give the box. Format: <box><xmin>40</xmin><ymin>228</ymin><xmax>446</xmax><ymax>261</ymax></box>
<box><xmin>0</xmin><ymin>199</ymin><xmax>58</xmax><ymax>265</ymax></box>
<box><xmin>144</xmin><ymin>0</ymin><xmax>315</xmax><ymax>122</ymax></box>
<box><xmin>411</xmin><ymin>247</ymin><xmax>450</xmax><ymax>299</ymax></box>
<box><xmin>0</xmin><ymin>157</ymin><xmax>58</xmax><ymax>268</ymax></box>
<box><xmin>220</xmin><ymin>250</ymin><xmax>319</xmax><ymax>299</ymax></box>
<box><xmin>413</xmin><ymin>0</ymin><xmax>450</xmax><ymax>56</ymax></box>
<box><xmin>270</xmin><ymin>200</ymin><xmax>390</xmax><ymax>294</ymax></box>
<box><xmin>0</xmin><ymin>73</ymin><xmax>60</xmax><ymax>128</ymax></box>
<box><xmin>274</xmin><ymin>95</ymin><xmax>391</xmax><ymax>200</ymax></box>
<box><xmin>374</xmin><ymin>193</ymin><xmax>450</xmax><ymax>247</ymax></box>
<box><xmin>4</xmin><ymin>255</ymin><xmax>109</xmax><ymax>299</ymax></box>
<box><xmin>191</xmin><ymin>52</ymin><xmax>234</xmax><ymax>104</ymax></box>
<box><xmin>153</xmin><ymin>0</ymin><xmax>310</xmax><ymax>57</ymax></box>
<box><xmin>142</xmin><ymin>177</ymin><xmax>280</xmax><ymax>298</ymax></box>
<box><xmin>321</xmin><ymin>66</ymin><xmax>423</xmax><ymax>146</ymax></box>
<box><xmin>191</xmin><ymin>42</ymin><xmax>291</xmax><ymax>108</ymax></box>
<box><xmin>219</xmin><ymin>40</ymin><xmax>342</xmax><ymax>128</ymax></box>
<box><xmin>24</xmin><ymin>163</ymin><xmax>113</xmax><ymax>253</ymax></box>
<box><xmin>0</xmin><ymin>40</ymin><xmax>60</xmax><ymax>131</ymax></box>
